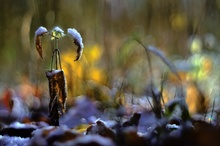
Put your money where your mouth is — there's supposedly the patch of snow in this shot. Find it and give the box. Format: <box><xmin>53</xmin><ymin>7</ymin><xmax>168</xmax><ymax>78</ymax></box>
<box><xmin>29</xmin><ymin>126</ymin><xmax>55</xmax><ymax>146</ymax></box>
<box><xmin>0</xmin><ymin>135</ymin><xmax>30</xmax><ymax>146</ymax></box>
<box><xmin>54</xmin><ymin>135</ymin><xmax>115</xmax><ymax>146</ymax></box>
<box><xmin>9</xmin><ymin>122</ymin><xmax>37</xmax><ymax>129</ymax></box>
<box><xmin>47</xmin><ymin>126</ymin><xmax>69</xmax><ymax>138</ymax></box>
<box><xmin>166</xmin><ymin>124</ymin><xmax>180</xmax><ymax>129</ymax></box>
<box><xmin>31</xmin><ymin>126</ymin><xmax>55</xmax><ymax>136</ymax></box>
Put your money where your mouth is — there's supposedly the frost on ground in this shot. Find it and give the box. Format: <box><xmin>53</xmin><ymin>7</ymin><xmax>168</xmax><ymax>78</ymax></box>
<box><xmin>0</xmin><ymin>96</ymin><xmax>220</xmax><ymax>146</ymax></box>
<box><xmin>0</xmin><ymin>136</ymin><xmax>30</xmax><ymax>146</ymax></box>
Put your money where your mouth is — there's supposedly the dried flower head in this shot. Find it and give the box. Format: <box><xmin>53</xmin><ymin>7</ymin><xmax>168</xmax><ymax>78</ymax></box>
<box><xmin>51</xmin><ymin>26</ymin><xmax>65</xmax><ymax>40</ymax></box>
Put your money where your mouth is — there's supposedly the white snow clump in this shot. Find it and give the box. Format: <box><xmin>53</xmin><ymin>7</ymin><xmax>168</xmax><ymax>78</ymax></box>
<box><xmin>67</xmin><ymin>28</ymin><xmax>84</xmax><ymax>49</ymax></box>
<box><xmin>35</xmin><ymin>26</ymin><xmax>48</xmax><ymax>36</ymax></box>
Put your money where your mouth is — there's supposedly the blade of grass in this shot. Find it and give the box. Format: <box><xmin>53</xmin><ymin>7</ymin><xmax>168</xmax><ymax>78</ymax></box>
<box><xmin>148</xmin><ymin>45</ymin><xmax>181</xmax><ymax>81</ymax></box>
<box><xmin>210</xmin><ymin>98</ymin><xmax>215</xmax><ymax>124</ymax></box>
<box><xmin>135</xmin><ymin>39</ymin><xmax>181</xmax><ymax>82</ymax></box>
<box><xmin>134</xmin><ymin>39</ymin><xmax>154</xmax><ymax>85</ymax></box>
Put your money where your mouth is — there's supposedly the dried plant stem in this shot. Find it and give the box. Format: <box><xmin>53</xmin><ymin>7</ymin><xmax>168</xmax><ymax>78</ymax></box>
<box><xmin>51</xmin><ymin>48</ymin><xmax>62</xmax><ymax>71</ymax></box>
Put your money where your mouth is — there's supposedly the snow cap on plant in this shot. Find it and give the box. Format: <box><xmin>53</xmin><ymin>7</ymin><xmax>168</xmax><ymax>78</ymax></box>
<box><xmin>51</xmin><ymin>26</ymin><xmax>65</xmax><ymax>40</ymax></box>
<box><xmin>35</xmin><ymin>26</ymin><xmax>48</xmax><ymax>59</ymax></box>
<box><xmin>67</xmin><ymin>28</ymin><xmax>84</xmax><ymax>61</ymax></box>
<box><xmin>35</xmin><ymin>26</ymin><xmax>48</xmax><ymax>37</ymax></box>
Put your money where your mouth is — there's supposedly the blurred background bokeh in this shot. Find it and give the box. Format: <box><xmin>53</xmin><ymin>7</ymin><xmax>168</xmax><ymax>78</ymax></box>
<box><xmin>1</xmin><ymin>0</ymin><xmax>220</xmax><ymax>114</ymax></box>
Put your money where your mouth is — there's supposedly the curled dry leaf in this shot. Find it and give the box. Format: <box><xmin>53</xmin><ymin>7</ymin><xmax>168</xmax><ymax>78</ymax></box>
<box><xmin>122</xmin><ymin>112</ymin><xmax>141</xmax><ymax>128</ymax></box>
<box><xmin>46</xmin><ymin>69</ymin><xmax>68</xmax><ymax>126</ymax></box>
<box><xmin>67</xmin><ymin>28</ymin><xmax>84</xmax><ymax>61</ymax></box>
<box><xmin>35</xmin><ymin>26</ymin><xmax>48</xmax><ymax>59</ymax></box>
<box><xmin>86</xmin><ymin>120</ymin><xmax>116</xmax><ymax>141</ymax></box>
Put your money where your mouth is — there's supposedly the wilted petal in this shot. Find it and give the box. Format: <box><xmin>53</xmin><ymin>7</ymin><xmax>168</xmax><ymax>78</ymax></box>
<box><xmin>67</xmin><ymin>28</ymin><xmax>84</xmax><ymax>48</ymax></box>
<box><xmin>67</xmin><ymin>28</ymin><xmax>84</xmax><ymax>61</ymax></box>
<box><xmin>35</xmin><ymin>26</ymin><xmax>48</xmax><ymax>59</ymax></box>
<box><xmin>35</xmin><ymin>36</ymin><xmax>43</xmax><ymax>59</ymax></box>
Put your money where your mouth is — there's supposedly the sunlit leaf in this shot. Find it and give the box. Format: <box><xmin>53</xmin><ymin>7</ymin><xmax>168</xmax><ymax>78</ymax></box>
<box><xmin>67</xmin><ymin>28</ymin><xmax>84</xmax><ymax>61</ymax></box>
<box><xmin>35</xmin><ymin>26</ymin><xmax>48</xmax><ymax>59</ymax></box>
